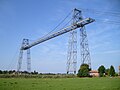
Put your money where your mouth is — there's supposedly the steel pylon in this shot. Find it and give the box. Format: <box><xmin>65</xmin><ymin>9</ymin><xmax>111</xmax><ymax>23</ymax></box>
<box><xmin>67</xmin><ymin>30</ymin><xmax>77</xmax><ymax>74</ymax></box>
<box><xmin>80</xmin><ymin>27</ymin><xmax>91</xmax><ymax>69</ymax></box>
<box><xmin>67</xmin><ymin>8</ymin><xmax>91</xmax><ymax>74</ymax></box>
<box><xmin>17</xmin><ymin>39</ymin><xmax>31</xmax><ymax>73</ymax></box>
<box><xmin>67</xmin><ymin>8</ymin><xmax>82</xmax><ymax>74</ymax></box>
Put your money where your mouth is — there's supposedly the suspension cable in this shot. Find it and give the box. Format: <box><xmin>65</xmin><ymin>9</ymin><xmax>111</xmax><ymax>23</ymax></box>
<box><xmin>40</xmin><ymin>10</ymin><xmax>73</xmax><ymax>38</ymax></box>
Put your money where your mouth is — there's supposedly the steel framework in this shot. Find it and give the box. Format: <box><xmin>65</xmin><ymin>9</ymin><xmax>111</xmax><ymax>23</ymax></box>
<box><xmin>80</xmin><ymin>27</ymin><xmax>91</xmax><ymax>68</ymax></box>
<box><xmin>17</xmin><ymin>8</ymin><xmax>94</xmax><ymax>73</ymax></box>
<box><xmin>67</xmin><ymin>9</ymin><xmax>82</xmax><ymax>74</ymax></box>
<box><xmin>17</xmin><ymin>39</ymin><xmax>31</xmax><ymax>73</ymax></box>
<box><xmin>67</xmin><ymin>8</ymin><xmax>91</xmax><ymax>74</ymax></box>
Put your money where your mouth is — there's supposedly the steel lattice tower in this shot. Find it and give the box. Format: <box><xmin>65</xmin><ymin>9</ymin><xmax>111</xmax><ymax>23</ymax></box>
<box><xmin>67</xmin><ymin>8</ymin><xmax>91</xmax><ymax>74</ymax></box>
<box><xmin>67</xmin><ymin>30</ymin><xmax>77</xmax><ymax>74</ymax></box>
<box><xmin>67</xmin><ymin>9</ymin><xmax>82</xmax><ymax>74</ymax></box>
<box><xmin>17</xmin><ymin>39</ymin><xmax>31</xmax><ymax>73</ymax></box>
<box><xmin>80</xmin><ymin>27</ymin><xmax>91</xmax><ymax>68</ymax></box>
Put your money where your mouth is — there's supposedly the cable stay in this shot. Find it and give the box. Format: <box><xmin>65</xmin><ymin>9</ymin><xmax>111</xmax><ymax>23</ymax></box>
<box><xmin>21</xmin><ymin>18</ymin><xmax>95</xmax><ymax>50</ymax></box>
<box><xmin>39</xmin><ymin>10</ymin><xmax>73</xmax><ymax>39</ymax></box>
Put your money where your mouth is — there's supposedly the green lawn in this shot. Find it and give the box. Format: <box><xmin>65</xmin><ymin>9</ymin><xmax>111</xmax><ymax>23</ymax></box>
<box><xmin>0</xmin><ymin>77</ymin><xmax>120</xmax><ymax>90</ymax></box>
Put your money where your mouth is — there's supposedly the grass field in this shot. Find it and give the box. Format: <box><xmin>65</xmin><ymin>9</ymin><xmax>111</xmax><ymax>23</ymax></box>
<box><xmin>0</xmin><ymin>77</ymin><xmax>120</xmax><ymax>90</ymax></box>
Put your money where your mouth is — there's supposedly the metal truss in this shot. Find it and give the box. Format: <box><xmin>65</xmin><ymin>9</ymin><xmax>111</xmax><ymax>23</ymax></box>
<box><xmin>17</xmin><ymin>8</ymin><xmax>94</xmax><ymax>73</ymax></box>
<box><xmin>17</xmin><ymin>39</ymin><xmax>31</xmax><ymax>73</ymax></box>
<box><xmin>67</xmin><ymin>8</ymin><xmax>81</xmax><ymax>74</ymax></box>
<box><xmin>67</xmin><ymin>8</ymin><xmax>92</xmax><ymax>74</ymax></box>
<box><xmin>80</xmin><ymin>26</ymin><xmax>91</xmax><ymax>69</ymax></box>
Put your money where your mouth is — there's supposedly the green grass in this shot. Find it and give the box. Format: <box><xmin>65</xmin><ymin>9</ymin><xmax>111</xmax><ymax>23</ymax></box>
<box><xmin>0</xmin><ymin>77</ymin><xmax>120</xmax><ymax>90</ymax></box>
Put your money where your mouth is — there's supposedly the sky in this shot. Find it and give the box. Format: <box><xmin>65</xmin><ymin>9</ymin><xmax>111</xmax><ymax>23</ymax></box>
<box><xmin>0</xmin><ymin>0</ymin><xmax>120</xmax><ymax>73</ymax></box>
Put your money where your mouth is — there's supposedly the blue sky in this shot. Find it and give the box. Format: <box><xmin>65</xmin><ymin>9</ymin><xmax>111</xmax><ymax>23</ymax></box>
<box><xmin>0</xmin><ymin>0</ymin><xmax>120</xmax><ymax>73</ymax></box>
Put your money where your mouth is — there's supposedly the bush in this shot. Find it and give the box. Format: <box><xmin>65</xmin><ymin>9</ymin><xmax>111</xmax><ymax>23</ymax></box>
<box><xmin>109</xmin><ymin>65</ymin><xmax>115</xmax><ymax>77</ymax></box>
<box><xmin>77</xmin><ymin>64</ymin><xmax>90</xmax><ymax>77</ymax></box>
<box><xmin>98</xmin><ymin>65</ymin><xmax>105</xmax><ymax>77</ymax></box>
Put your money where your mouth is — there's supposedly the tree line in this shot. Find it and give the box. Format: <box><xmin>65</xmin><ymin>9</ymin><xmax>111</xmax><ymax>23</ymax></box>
<box><xmin>98</xmin><ymin>65</ymin><xmax>118</xmax><ymax>77</ymax></box>
<box><xmin>77</xmin><ymin>64</ymin><xmax>118</xmax><ymax>77</ymax></box>
<box><xmin>0</xmin><ymin>70</ymin><xmax>39</xmax><ymax>75</ymax></box>
<box><xmin>0</xmin><ymin>64</ymin><xmax>118</xmax><ymax>78</ymax></box>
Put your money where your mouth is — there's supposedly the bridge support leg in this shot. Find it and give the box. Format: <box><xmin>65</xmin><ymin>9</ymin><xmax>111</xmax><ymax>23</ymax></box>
<box><xmin>17</xmin><ymin>49</ymin><xmax>23</xmax><ymax>73</ymax></box>
<box><xmin>80</xmin><ymin>27</ymin><xmax>91</xmax><ymax>69</ymax></box>
<box><xmin>17</xmin><ymin>39</ymin><xmax>31</xmax><ymax>73</ymax></box>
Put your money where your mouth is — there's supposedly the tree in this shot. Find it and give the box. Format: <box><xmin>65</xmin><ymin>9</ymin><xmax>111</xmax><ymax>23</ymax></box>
<box><xmin>98</xmin><ymin>65</ymin><xmax>105</xmax><ymax>77</ymax></box>
<box><xmin>109</xmin><ymin>65</ymin><xmax>115</xmax><ymax>77</ymax></box>
<box><xmin>8</xmin><ymin>70</ymin><xmax>13</xmax><ymax>74</ymax></box>
<box><xmin>0</xmin><ymin>70</ymin><xmax>2</xmax><ymax>74</ymax></box>
<box><xmin>77</xmin><ymin>64</ymin><xmax>90</xmax><ymax>77</ymax></box>
<box><xmin>3</xmin><ymin>70</ymin><xmax>8</xmax><ymax>74</ymax></box>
